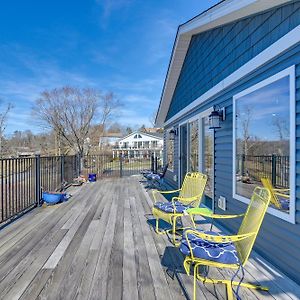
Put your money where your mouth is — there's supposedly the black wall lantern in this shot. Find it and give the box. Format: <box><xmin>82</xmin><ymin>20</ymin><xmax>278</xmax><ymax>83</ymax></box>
<box><xmin>209</xmin><ymin>106</ymin><xmax>226</xmax><ymax>130</ymax></box>
<box><xmin>169</xmin><ymin>128</ymin><xmax>178</xmax><ymax>140</ymax></box>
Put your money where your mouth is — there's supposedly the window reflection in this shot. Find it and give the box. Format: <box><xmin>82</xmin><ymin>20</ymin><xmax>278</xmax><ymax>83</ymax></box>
<box><xmin>189</xmin><ymin>120</ymin><xmax>199</xmax><ymax>172</ymax></box>
<box><xmin>167</xmin><ymin>131</ymin><xmax>174</xmax><ymax>171</ymax></box>
<box><xmin>203</xmin><ymin>117</ymin><xmax>213</xmax><ymax>199</ymax></box>
<box><xmin>235</xmin><ymin>76</ymin><xmax>290</xmax><ymax>213</ymax></box>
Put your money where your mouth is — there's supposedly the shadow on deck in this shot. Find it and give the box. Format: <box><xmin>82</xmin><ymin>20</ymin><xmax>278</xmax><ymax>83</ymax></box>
<box><xmin>0</xmin><ymin>176</ymin><xmax>298</xmax><ymax>300</ymax></box>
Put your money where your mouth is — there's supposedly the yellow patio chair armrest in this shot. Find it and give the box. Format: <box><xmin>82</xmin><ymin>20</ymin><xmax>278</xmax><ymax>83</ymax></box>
<box><xmin>152</xmin><ymin>189</ymin><xmax>181</xmax><ymax>203</ymax></box>
<box><xmin>184</xmin><ymin>229</ymin><xmax>255</xmax><ymax>244</ymax></box>
<box><xmin>171</xmin><ymin>195</ymin><xmax>199</xmax><ymax>206</ymax></box>
<box><xmin>274</xmin><ymin>192</ymin><xmax>290</xmax><ymax>199</ymax></box>
<box><xmin>158</xmin><ymin>189</ymin><xmax>181</xmax><ymax>194</ymax></box>
<box><xmin>274</xmin><ymin>188</ymin><xmax>289</xmax><ymax>192</ymax></box>
<box><xmin>186</xmin><ymin>208</ymin><xmax>244</xmax><ymax>219</ymax></box>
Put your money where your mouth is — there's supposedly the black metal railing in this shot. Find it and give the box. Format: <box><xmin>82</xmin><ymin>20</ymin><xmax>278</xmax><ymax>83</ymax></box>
<box><xmin>0</xmin><ymin>155</ymin><xmax>79</xmax><ymax>226</ymax></box>
<box><xmin>236</xmin><ymin>154</ymin><xmax>289</xmax><ymax>188</ymax></box>
<box><xmin>82</xmin><ymin>153</ymin><xmax>161</xmax><ymax>178</ymax></box>
<box><xmin>0</xmin><ymin>152</ymin><xmax>161</xmax><ymax>226</ymax></box>
<box><xmin>0</xmin><ymin>157</ymin><xmax>37</xmax><ymax>225</ymax></box>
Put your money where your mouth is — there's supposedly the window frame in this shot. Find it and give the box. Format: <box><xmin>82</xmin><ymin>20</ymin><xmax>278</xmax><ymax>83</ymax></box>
<box><xmin>232</xmin><ymin>65</ymin><xmax>296</xmax><ymax>224</ymax></box>
<box><xmin>166</xmin><ymin>131</ymin><xmax>175</xmax><ymax>172</ymax></box>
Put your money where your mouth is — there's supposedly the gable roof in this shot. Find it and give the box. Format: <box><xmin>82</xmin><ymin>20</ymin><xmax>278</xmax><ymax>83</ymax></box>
<box><xmin>119</xmin><ymin>131</ymin><xmax>163</xmax><ymax>142</ymax></box>
<box><xmin>155</xmin><ymin>0</ymin><xmax>291</xmax><ymax>126</ymax></box>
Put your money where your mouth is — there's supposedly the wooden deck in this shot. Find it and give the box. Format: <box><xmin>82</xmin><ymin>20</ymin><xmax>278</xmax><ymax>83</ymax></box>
<box><xmin>0</xmin><ymin>176</ymin><xmax>299</xmax><ymax>300</ymax></box>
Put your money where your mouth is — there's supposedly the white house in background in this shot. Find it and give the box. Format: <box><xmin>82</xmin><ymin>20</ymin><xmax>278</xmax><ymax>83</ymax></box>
<box><xmin>113</xmin><ymin>131</ymin><xmax>163</xmax><ymax>159</ymax></box>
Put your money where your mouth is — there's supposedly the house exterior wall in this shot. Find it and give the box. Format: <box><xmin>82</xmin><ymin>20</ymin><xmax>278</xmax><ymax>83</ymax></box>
<box><xmin>163</xmin><ymin>1</ymin><xmax>300</xmax><ymax>284</ymax></box>
<box><xmin>166</xmin><ymin>1</ymin><xmax>300</xmax><ymax>120</ymax></box>
<box><xmin>116</xmin><ymin>132</ymin><xmax>163</xmax><ymax>149</ymax></box>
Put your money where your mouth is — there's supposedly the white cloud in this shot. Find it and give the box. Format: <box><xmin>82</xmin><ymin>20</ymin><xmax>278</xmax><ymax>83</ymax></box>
<box><xmin>116</xmin><ymin>108</ymin><xmax>151</xmax><ymax>127</ymax></box>
<box><xmin>0</xmin><ymin>34</ymin><xmax>163</xmax><ymax>134</ymax></box>
<box><xmin>96</xmin><ymin>0</ymin><xmax>133</xmax><ymax>20</ymax></box>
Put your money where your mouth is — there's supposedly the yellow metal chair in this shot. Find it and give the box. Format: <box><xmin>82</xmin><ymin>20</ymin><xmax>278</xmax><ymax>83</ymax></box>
<box><xmin>180</xmin><ymin>187</ymin><xmax>271</xmax><ymax>300</ymax></box>
<box><xmin>152</xmin><ymin>172</ymin><xmax>208</xmax><ymax>245</ymax></box>
<box><xmin>261</xmin><ymin>177</ymin><xmax>289</xmax><ymax>210</ymax></box>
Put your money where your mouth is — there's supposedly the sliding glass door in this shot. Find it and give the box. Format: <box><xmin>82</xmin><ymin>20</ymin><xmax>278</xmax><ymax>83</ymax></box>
<box><xmin>200</xmin><ymin>115</ymin><xmax>214</xmax><ymax>210</ymax></box>
<box><xmin>180</xmin><ymin>113</ymin><xmax>214</xmax><ymax>211</ymax></box>
<box><xmin>188</xmin><ymin>120</ymin><xmax>199</xmax><ymax>172</ymax></box>
<box><xmin>179</xmin><ymin>123</ymin><xmax>188</xmax><ymax>186</ymax></box>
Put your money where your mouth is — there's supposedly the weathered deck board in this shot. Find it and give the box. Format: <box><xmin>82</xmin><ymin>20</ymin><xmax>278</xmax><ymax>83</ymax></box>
<box><xmin>123</xmin><ymin>197</ymin><xmax>139</xmax><ymax>300</ymax></box>
<box><xmin>0</xmin><ymin>177</ymin><xmax>299</xmax><ymax>300</ymax></box>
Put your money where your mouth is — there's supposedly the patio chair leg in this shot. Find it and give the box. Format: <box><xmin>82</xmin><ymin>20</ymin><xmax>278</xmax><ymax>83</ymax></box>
<box><xmin>171</xmin><ymin>216</ymin><xmax>182</xmax><ymax>246</ymax></box>
<box><xmin>193</xmin><ymin>263</ymin><xmax>269</xmax><ymax>299</ymax></box>
<box><xmin>193</xmin><ymin>264</ymin><xmax>198</xmax><ymax>300</ymax></box>
<box><xmin>225</xmin><ymin>282</ymin><xmax>234</xmax><ymax>300</ymax></box>
<box><xmin>155</xmin><ymin>218</ymin><xmax>166</xmax><ymax>235</ymax></box>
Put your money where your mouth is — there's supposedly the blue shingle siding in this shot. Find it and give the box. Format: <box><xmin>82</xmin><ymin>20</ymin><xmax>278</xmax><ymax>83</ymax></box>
<box><xmin>166</xmin><ymin>1</ymin><xmax>300</xmax><ymax>120</ymax></box>
<box><xmin>162</xmin><ymin>2</ymin><xmax>300</xmax><ymax>284</ymax></box>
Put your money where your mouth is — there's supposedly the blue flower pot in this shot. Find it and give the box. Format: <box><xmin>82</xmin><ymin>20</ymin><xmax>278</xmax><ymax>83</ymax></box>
<box><xmin>88</xmin><ymin>173</ymin><xmax>97</xmax><ymax>182</ymax></box>
<box><xmin>42</xmin><ymin>192</ymin><xmax>66</xmax><ymax>204</ymax></box>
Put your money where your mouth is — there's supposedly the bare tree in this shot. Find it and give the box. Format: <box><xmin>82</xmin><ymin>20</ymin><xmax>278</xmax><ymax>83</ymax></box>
<box><xmin>239</xmin><ymin>105</ymin><xmax>253</xmax><ymax>156</ymax></box>
<box><xmin>97</xmin><ymin>92</ymin><xmax>121</xmax><ymax>150</ymax></box>
<box><xmin>0</xmin><ymin>102</ymin><xmax>13</xmax><ymax>157</ymax></box>
<box><xmin>125</xmin><ymin>127</ymin><xmax>133</xmax><ymax>135</ymax></box>
<box><xmin>33</xmin><ymin>87</ymin><xmax>99</xmax><ymax>156</ymax></box>
<box><xmin>272</xmin><ymin>116</ymin><xmax>289</xmax><ymax>141</ymax></box>
<box><xmin>139</xmin><ymin>124</ymin><xmax>147</xmax><ymax>132</ymax></box>
<box><xmin>149</xmin><ymin>110</ymin><xmax>156</xmax><ymax>127</ymax></box>
<box><xmin>99</xmin><ymin>92</ymin><xmax>121</xmax><ymax>132</ymax></box>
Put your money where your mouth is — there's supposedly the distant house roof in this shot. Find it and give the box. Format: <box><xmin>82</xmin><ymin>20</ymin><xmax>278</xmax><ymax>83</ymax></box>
<box><xmin>119</xmin><ymin>131</ymin><xmax>163</xmax><ymax>142</ymax></box>
<box><xmin>100</xmin><ymin>132</ymin><xmax>123</xmax><ymax>138</ymax></box>
<box><xmin>146</xmin><ymin>132</ymin><xmax>163</xmax><ymax>139</ymax></box>
<box><xmin>155</xmin><ymin>0</ymin><xmax>290</xmax><ymax>126</ymax></box>
<box><xmin>143</xmin><ymin>127</ymin><xmax>163</xmax><ymax>133</ymax></box>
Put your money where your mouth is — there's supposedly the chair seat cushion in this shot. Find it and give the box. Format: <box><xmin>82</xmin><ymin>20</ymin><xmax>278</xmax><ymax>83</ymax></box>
<box><xmin>146</xmin><ymin>173</ymin><xmax>161</xmax><ymax>180</ymax></box>
<box><xmin>180</xmin><ymin>230</ymin><xmax>239</xmax><ymax>265</ymax></box>
<box><xmin>154</xmin><ymin>201</ymin><xmax>191</xmax><ymax>213</ymax></box>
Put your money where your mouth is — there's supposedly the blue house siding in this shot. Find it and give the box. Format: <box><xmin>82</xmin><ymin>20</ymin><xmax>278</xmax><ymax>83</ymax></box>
<box><xmin>166</xmin><ymin>1</ymin><xmax>300</xmax><ymax>120</ymax></box>
<box><xmin>162</xmin><ymin>2</ymin><xmax>300</xmax><ymax>284</ymax></box>
<box><xmin>214</xmin><ymin>48</ymin><xmax>300</xmax><ymax>282</ymax></box>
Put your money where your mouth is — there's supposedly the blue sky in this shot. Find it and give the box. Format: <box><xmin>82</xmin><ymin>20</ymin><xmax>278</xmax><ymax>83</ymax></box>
<box><xmin>0</xmin><ymin>0</ymin><xmax>219</xmax><ymax>135</ymax></box>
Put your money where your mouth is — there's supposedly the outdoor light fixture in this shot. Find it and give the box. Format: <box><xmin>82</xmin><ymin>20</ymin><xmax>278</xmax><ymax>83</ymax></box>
<box><xmin>169</xmin><ymin>128</ymin><xmax>178</xmax><ymax>140</ymax></box>
<box><xmin>209</xmin><ymin>106</ymin><xmax>226</xmax><ymax>130</ymax></box>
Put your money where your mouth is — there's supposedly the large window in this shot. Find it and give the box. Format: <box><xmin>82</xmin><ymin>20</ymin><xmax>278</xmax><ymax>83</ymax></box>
<box><xmin>166</xmin><ymin>131</ymin><xmax>174</xmax><ymax>171</ymax></box>
<box><xmin>233</xmin><ymin>66</ymin><xmax>295</xmax><ymax>222</ymax></box>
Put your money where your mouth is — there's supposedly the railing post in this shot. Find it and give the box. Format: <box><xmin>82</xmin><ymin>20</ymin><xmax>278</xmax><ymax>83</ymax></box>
<box><xmin>151</xmin><ymin>153</ymin><xmax>154</xmax><ymax>172</ymax></box>
<box><xmin>74</xmin><ymin>155</ymin><xmax>78</xmax><ymax>178</ymax></box>
<box><xmin>35</xmin><ymin>155</ymin><xmax>41</xmax><ymax>206</ymax></box>
<box><xmin>119</xmin><ymin>154</ymin><xmax>123</xmax><ymax>178</ymax></box>
<box><xmin>61</xmin><ymin>155</ymin><xmax>65</xmax><ymax>183</ymax></box>
<box><xmin>241</xmin><ymin>154</ymin><xmax>245</xmax><ymax>176</ymax></box>
<box><xmin>271</xmin><ymin>154</ymin><xmax>277</xmax><ymax>187</ymax></box>
<box><xmin>76</xmin><ymin>153</ymin><xmax>81</xmax><ymax>177</ymax></box>
<box><xmin>155</xmin><ymin>157</ymin><xmax>158</xmax><ymax>173</ymax></box>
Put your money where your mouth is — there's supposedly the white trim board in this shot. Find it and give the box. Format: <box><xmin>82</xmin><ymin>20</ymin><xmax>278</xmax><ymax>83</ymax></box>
<box><xmin>160</xmin><ymin>23</ymin><xmax>300</xmax><ymax>127</ymax></box>
<box><xmin>232</xmin><ymin>65</ymin><xmax>296</xmax><ymax>223</ymax></box>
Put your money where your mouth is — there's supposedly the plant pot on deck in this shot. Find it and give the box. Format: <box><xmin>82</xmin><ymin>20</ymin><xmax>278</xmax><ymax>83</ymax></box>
<box><xmin>42</xmin><ymin>192</ymin><xmax>67</xmax><ymax>205</ymax></box>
